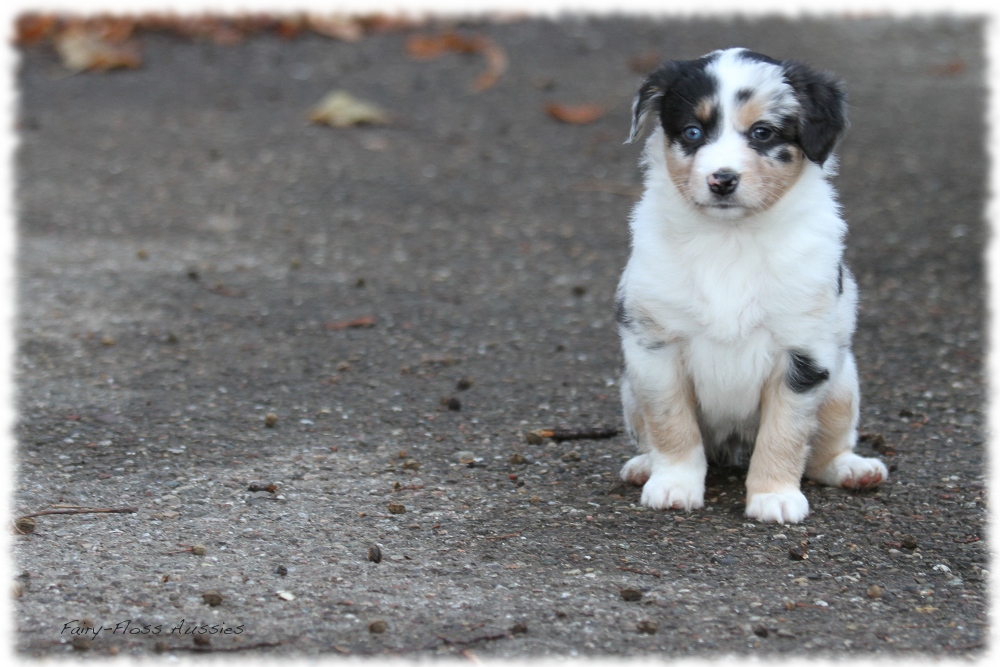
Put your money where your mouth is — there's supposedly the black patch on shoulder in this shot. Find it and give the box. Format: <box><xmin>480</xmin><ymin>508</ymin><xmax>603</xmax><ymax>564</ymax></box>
<box><xmin>787</xmin><ymin>351</ymin><xmax>829</xmax><ymax>393</ymax></box>
<box><xmin>836</xmin><ymin>263</ymin><xmax>844</xmax><ymax>296</ymax></box>
<box><xmin>735</xmin><ymin>87</ymin><xmax>753</xmax><ymax>103</ymax></box>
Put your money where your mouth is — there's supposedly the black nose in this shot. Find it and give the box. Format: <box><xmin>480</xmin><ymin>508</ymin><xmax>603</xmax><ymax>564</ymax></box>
<box><xmin>708</xmin><ymin>170</ymin><xmax>740</xmax><ymax>196</ymax></box>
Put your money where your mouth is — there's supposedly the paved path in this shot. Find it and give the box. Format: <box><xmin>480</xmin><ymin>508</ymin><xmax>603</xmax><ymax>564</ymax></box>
<box><xmin>12</xmin><ymin>16</ymin><xmax>987</xmax><ymax>657</ymax></box>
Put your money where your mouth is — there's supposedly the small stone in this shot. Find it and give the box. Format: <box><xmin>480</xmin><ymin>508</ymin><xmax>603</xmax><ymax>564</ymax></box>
<box><xmin>636</xmin><ymin>619</ymin><xmax>658</xmax><ymax>634</ymax></box>
<box><xmin>136</xmin><ymin>248</ymin><xmax>149</xmax><ymax>260</ymax></box>
<box><xmin>15</xmin><ymin>517</ymin><xmax>35</xmax><ymax>534</ymax></box>
<box><xmin>402</xmin><ymin>460</ymin><xmax>420</xmax><ymax>470</ymax></box>
<box><xmin>71</xmin><ymin>637</ymin><xmax>91</xmax><ymax>651</ymax></box>
<box><xmin>108</xmin><ymin>646</ymin><xmax>120</xmax><ymax>655</ymax></box>
<box><xmin>784</xmin><ymin>600</ymin><xmax>796</xmax><ymax>611</ymax></box>
<box><xmin>508</xmin><ymin>453</ymin><xmax>526</xmax><ymax>464</ymax></box>
<box><xmin>264</xmin><ymin>413</ymin><xmax>278</xmax><ymax>428</ymax></box>
<box><xmin>276</xmin><ymin>565</ymin><xmax>288</xmax><ymax>576</ymax></box>
<box><xmin>620</xmin><ymin>588</ymin><xmax>642</xmax><ymax>602</ymax></box>
<box><xmin>277</xmin><ymin>591</ymin><xmax>296</xmax><ymax>601</ymax></box>
<box><xmin>368</xmin><ymin>545</ymin><xmax>382</xmax><ymax>563</ymax></box>
<box><xmin>100</xmin><ymin>336</ymin><xmax>115</xmax><ymax>347</ymax></box>
<box><xmin>154</xmin><ymin>641</ymin><xmax>170</xmax><ymax>653</ymax></box>
<box><xmin>901</xmin><ymin>535</ymin><xmax>918</xmax><ymax>550</ymax></box>
<box><xmin>560</xmin><ymin>451</ymin><xmax>581</xmax><ymax>461</ymax></box>
<box><xmin>387</xmin><ymin>502</ymin><xmax>406</xmax><ymax>514</ymax></box>
<box><xmin>510</xmin><ymin>622</ymin><xmax>528</xmax><ymax>635</ymax></box>
<box><xmin>191</xmin><ymin>544</ymin><xmax>207</xmax><ymax>556</ymax></box>
<box><xmin>456</xmin><ymin>377</ymin><xmax>473</xmax><ymax>391</ymax></box>
<box><xmin>446</xmin><ymin>397</ymin><xmax>461</xmax><ymax>411</ymax></box>
<box><xmin>529</xmin><ymin>496</ymin><xmax>541</xmax><ymax>504</ymax></box>
<box><xmin>202</xmin><ymin>590</ymin><xmax>223</xmax><ymax>606</ymax></box>
<box><xmin>776</xmin><ymin>629</ymin><xmax>796</xmax><ymax>639</ymax></box>
<box><xmin>867</xmin><ymin>585</ymin><xmax>883</xmax><ymax>599</ymax></box>
<box><xmin>788</xmin><ymin>545</ymin><xmax>808</xmax><ymax>561</ymax></box>
<box><xmin>369</xmin><ymin>620</ymin><xmax>387</xmax><ymax>634</ymax></box>
<box><xmin>752</xmin><ymin>623</ymin><xmax>769</xmax><ymax>638</ymax></box>
<box><xmin>193</xmin><ymin>635</ymin><xmax>211</xmax><ymax>647</ymax></box>
<box><xmin>525</xmin><ymin>431</ymin><xmax>544</xmax><ymax>445</ymax></box>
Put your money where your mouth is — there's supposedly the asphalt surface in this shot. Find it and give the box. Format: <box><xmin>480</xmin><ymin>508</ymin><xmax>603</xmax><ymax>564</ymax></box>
<box><xmin>12</xmin><ymin>15</ymin><xmax>989</xmax><ymax>658</ymax></box>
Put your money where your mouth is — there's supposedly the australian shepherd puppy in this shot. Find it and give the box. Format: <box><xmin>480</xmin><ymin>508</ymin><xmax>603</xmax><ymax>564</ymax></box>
<box><xmin>617</xmin><ymin>48</ymin><xmax>888</xmax><ymax>524</ymax></box>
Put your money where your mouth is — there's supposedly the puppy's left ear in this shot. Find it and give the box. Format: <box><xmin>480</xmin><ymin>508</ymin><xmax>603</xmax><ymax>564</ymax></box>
<box><xmin>783</xmin><ymin>62</ymin><xmax>849</xmax><ymax>164</ymax></box>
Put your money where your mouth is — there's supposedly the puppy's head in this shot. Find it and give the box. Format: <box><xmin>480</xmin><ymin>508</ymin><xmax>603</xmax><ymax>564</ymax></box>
<box><xmin>628</xmin><ymin>48</ymin><xmax>847</xmax><ymax>219</ymax></box>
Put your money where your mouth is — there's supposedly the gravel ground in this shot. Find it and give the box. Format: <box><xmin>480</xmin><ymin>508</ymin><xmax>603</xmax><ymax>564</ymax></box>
<box><xmin>11</xmin><ymin>15</ymin><xmax>988</xmax><ymax>658</ymax></box>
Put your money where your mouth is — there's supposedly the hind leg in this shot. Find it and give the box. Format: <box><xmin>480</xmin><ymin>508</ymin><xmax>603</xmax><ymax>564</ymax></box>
<box><xmin>618</xmin><ymin>340</ymin><xmax>706</xmax><ymax>511</ymax></box>
<box><xmin>805</xmin><ymin>353</ymin><xmax>888</xmax><ymax>489</ymax></box>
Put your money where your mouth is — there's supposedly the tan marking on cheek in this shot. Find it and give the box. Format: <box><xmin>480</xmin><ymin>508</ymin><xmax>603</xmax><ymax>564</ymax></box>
<box><xmin>735</xmin><ymin>97</ymin><xmax>766</xmax><ymax>131</ymax></box>
<box><xmin>739</xmin><ymin>145</ymin><xmax>806</xmax><ymax>211</ymax></box>
<box><xmin>664</xmin><ymin>140</ymin><xmax>697</xmax><ymax>204</ymax></box>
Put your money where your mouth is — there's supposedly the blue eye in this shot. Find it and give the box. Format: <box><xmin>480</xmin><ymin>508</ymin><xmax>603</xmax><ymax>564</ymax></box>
<box><xmin>682</xmin><ymin>126</ymin><xmax>703</xmax><ymax>142</ymax></box>
<box><xmin>751</xmin><ymin>126</ymin><xmax>774</xmax><ymax>141</ymax></box>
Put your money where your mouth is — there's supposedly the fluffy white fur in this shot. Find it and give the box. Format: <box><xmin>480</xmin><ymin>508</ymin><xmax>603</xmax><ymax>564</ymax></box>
<box><xmin>618</xmin><ymin>48</ymin><xmax>887</xmax><ymax>524</ymax></box>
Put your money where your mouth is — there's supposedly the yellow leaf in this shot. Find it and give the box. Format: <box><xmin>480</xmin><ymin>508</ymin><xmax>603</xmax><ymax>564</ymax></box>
<box><xmin>308</xmin><ymin>91</ymin><xmax>389</xmax><ymax>127</ymax></box>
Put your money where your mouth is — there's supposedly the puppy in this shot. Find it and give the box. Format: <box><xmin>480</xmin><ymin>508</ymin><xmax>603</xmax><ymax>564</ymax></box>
<box><xmin>616</xmin><ymin>48</ymin><xmax>887</xmax><ymax>524</ymax></box>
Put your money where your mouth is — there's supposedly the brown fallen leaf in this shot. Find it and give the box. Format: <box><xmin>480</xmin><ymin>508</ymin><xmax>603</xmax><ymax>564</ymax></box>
<box><xmin>324</xmin><ymin>316</ymin><xmax>377</xmax><ymax>331</ymax></box>
<box><xmin>405</xmin><ymin>31</ymin><xmax>506</xmax><ymax>92</ymax></box>
<box><xmin>545</xmin><ymin>102</ymin><xmax>606</xmax><ymax>125</ymax></box>
<box><xmin>305</xmin><ymin>14</ymin><xmax>364</xmax><ymax>42</ymax></box>
<box><xmin>309</xmin><ymin>91</ymin><xmax>390</xmax><ymax>127</ymax></box>
<box><xmin>54</xmin><ymin>24</ymin><xmax>142</xmax><ymax>72</ymax></box>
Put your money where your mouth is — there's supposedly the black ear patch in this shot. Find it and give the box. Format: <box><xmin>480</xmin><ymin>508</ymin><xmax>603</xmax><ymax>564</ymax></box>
<box><xmin>782</xmin><ymin>62</ymin><xmax>848</xmax><ymax>165</ymax></box>
<box><xmin>626</xmin><ymin>63</ymin><xmax>681</xmax><ymax>144</ymax></box>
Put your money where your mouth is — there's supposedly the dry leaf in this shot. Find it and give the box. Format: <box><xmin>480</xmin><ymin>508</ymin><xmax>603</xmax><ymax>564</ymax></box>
<box><xmin>405</xmin><ymin>31</ymin><xmax>506</xmax><ymax>92</ymax></box>
<box><xmin>54</xmin><ymin>25</ymin><xmax>142</xmax><ymax>72</ymax></box>
<box><xmin>16</xmin><ymin>14</ymin><xmax>61</xmax><ymax>46</ymax></box>
<box><xmin>308</xmin><ymin>92</ymin><xmax>389</xmax><ymax>127</ymax></box>
<box><xmin>545</xmin><ymin>102</ymin><xmax>606</xmax><ymax>125</ymax></box>
<box><xmin>306</xmin><ymin>14</ymin><xmax>365</xmax><ymax>42</ymax></box>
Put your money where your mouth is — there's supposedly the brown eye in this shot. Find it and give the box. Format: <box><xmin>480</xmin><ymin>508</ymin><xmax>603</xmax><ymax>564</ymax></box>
<box><xmin>750</xmin><ymin>126</ymin><xmax>774</xmax><ymax>142</ymax></box>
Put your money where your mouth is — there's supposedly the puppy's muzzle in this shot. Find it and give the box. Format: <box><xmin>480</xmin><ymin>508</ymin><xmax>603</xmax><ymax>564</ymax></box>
<box><xmin>708</xmin><ymin>170</ymin><xmax>740</xmax><ymax>196</ymax></box>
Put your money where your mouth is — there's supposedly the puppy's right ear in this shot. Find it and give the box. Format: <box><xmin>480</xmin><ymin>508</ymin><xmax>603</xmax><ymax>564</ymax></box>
<box><xmin>626</xmin><ymin>77</ymin><xmax>665</xmax><ymax>144</ymax></box>
<box><xmin>626</xmin><ymin>62</ymin><xmax>685</xmax><ymax>145</ymax></box>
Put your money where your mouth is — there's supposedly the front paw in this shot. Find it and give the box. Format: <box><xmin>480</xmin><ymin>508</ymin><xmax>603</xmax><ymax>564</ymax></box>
<box><xmin>814</xmin><ymin>452</ymin><xmax>888</xmax><ymax>489</ymax></box>
<box><xmin>746</xmin><ymin>488</ymin><xmax>809</xmax><ymax>524</ymax></box>
<box><xmin>620</xmin><ymin>454</ymin><xmax>652</xmax><ymax>485</ymax></box>
<box><xmin>640</xmin><ymin>465</ymin><xmax>705</xmax><ymax>511</ymax></box>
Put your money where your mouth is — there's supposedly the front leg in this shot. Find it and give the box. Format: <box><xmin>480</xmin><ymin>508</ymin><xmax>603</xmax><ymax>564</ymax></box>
<box><xmin>745</xmin><ymin>353</ymin><xmax>821</xmax><ymax>524</ymax></box>
<box><xmin>619</xmin><ymin>340</ymin><xmax>706</xmax><ymax>511</ymax></box>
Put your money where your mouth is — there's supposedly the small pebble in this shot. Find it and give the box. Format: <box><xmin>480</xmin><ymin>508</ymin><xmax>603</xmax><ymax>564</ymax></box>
<box><xmin>508</xmin><ymin>453</ymin><xmax>526</xmax><ymax>464</ymax></box>
<box><xmin>154</xmin><ymin>641</ymin><xmax>170</xmax><ymax>653</ymax></box>
<box><xmin>193</xmin><ymin>635</ymin><xmax>211</xmax><ymax>647</ymax></box>
<box><xmin>776</xmin><ymin>629</ymin><xmax>796</xmax><ymax>639</ymax></box>
<box><xmin>387</xmin><ymin>502</ymin><xmax>406</xmax><ymax>514</ymax></box>
<box><xmin>369</xmin><ymin>620</ymin><xmax>387</xmax><ymax>634</ymax></box>
<box><xmin>560</xmin><ymin>451</ymin><xmax>581</xmax><ymax>461</ymax></box>
<box><xmin>867</xmin><ymin>585</ymin><xmax>883</xmax><ymax>599</ymax></box>
<box><xmin>456</xmin><ymin>377</ymin><xmax>473</xmax><ymax>391</ymax></box>
<box><xmin>752</xmin><ymin>623</ymin><xmax>769</xmax><ymax>638</ymax></box>
<box><xmin>14</xmin><ymin>517</ymin><xmax>35</xmax><ymax>534</ymax></box>
<box><xmin>264</xmin><ymin>413</ymin><xmax>278</xmax><ymax>428</ymax></box>
<box><xmin>402</xmin><ymin>460</ymin><xmax>420</xmax><ymax>470</ymax></box>
<box><xmin>636</xmin><ymin>620</ymin><xmax>658</xmax><ymax>634</ymax></box>
<box><xmin>100</xmin><ymin>336</ymin><xmax>116</xmax><ymax>347</ymax></box>
<box><xmin>446</xmin><ymin>397</ymin><xmax>461</xmax><ymax>411</ymax></box>
<box><xmin>191</xmin><ymin>544</ymin><xmax>207</xmax><ymax>556</ymax></box>
<box><xmin>368</xmin><ymin>545</ymin><xmax>382</xmax><ymax>563</ymax></box>
<box><xmin>525</xmin><ymin>431</ymin><xmax>544</xmax><ymax>445</ymax></box>
<box><xmin>277</xmin><ymin>591</ymin><xmax>296</xmax><ymax>601</ymax></box>
<box><xmin>620</xmin><ymin>588</ymin><xmax>642</xmax><ymax>602</ymax></box>
<box><xmin>788</xmin><ymin>545</ymin><xmax>808</xmax><ymax>561</ymax></box>
<box><xmin>901</xmin><ymin>535</ymin><xmax>918</xmax><ymax>550</ymax></box>
<box><xmin>510</xmin><ymin>622</ymin><xmax>528</xmax><ymax>635</ymax></box>
<box><xmin>71</xmin><ymin>637</ymin><xmax>91</xmax><ymax>651</ymax></box>
<box><xmin>202</xmin><ymin>590</ymin><xmax>223</xmax><ymax>606</ymax></box>
<box><xmin>276</xmin><ymin>565</ymin><xmax>288</xmax><ymax>576</ymax></box>
<box><xmin>136</xmin><ymin>248</ymin><xmax>149</xmax><ymax>260</ymax></box>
